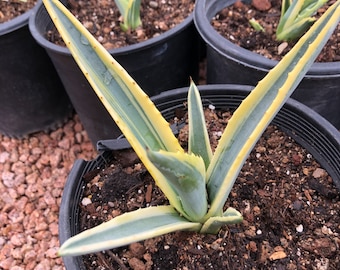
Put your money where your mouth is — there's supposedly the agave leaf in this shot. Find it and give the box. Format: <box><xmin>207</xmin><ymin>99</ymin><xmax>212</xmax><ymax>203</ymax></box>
<box><xmin>277</xmin><ymin>17</ymin><xmax>315</xmax><ymax>41</ymax></box>
<box><xmin>147</xmin><ymin>149</ymin><xmax>207</xmax><ymax>221</ymax></box>
<box><xmin>114</xmin><ymin>0</ymin><xmax>128</xmax><ymax>16</ymax></box>
<box><xmin>277</xmin><ymin>0</ymin><xmax>328</xmax><ymax>41</ymax></box>
<box><xmin>281</xmin><ymin>0</ymin><xmax>292</xmax><ymax>16</ymax></box>
<box><xmin>42</xmin><ymin>0</ymin><xmax>185</xmax><ymax>212</ymax></box>
<box><xmin>42</xmin><ymin>0</ymin><xmax>181</xmax><ymax>153</ymax></box>
<box><xmin>277</xmin><ymin>0</ymin><xmax>304</xmax><ymax>39</ymax></box>
<box><xmin>200</xmin><ymin>207</ymin><xmax>243</xmax><ymax>234</ymax></box>
<box><xmin>58</xmin><ymin>206</ymin><xmax>201</xmax><ymax>256</ymax></box>
<box><xmin>188</xmin><ymin>80</ymin><xmax>213</xmax><ymax>169</ymax></box>
<box><xmin>117</xmin><ymin>0</ymin><xmax>142</xmax><ymax>31</ymax></box>
<box><xmin>206</xmin><ymin>0</ymin><xmax>340</xmax><ymax>218</ymax></box>
<box><xmin>299</xmin><ymin>0</ymin><xmax>327</xmax><ymax>19</ymax></box>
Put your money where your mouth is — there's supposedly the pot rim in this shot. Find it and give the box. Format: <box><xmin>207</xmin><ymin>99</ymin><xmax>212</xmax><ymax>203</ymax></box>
<box><xmin>193</xmin><ymin>0</ymin><xmax>340</xmax><ymax>76</ymax></box>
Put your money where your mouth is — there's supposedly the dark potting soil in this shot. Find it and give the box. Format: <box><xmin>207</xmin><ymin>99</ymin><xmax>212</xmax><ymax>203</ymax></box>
<box><xmin>78</xmin><ymin>107</ymin><xmax>340</xmax><ymax>269</ymax></box>
<box><xmin>0</xmin><ymin>0</ymin><xmax>37</xmax><ymax>23</ymax></box>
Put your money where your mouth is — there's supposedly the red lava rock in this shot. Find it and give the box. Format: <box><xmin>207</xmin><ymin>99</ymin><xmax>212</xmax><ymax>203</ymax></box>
<box><xmin>234</xmin><ymin>0</ymin><xmax>244</xmax><ymax>8</ymax></box>
<box><xmin>74</xmin><ymin>122</ymin><xmax>83</xmax><ymax>133</ymax></box>
<box><xmin>292</xmin><ymin>154</ymin><xmax>302</xmax><ymax>165</ymax></box>
<box><xmin>0</xmin><ymin>257</ymin><xmax>15</xmax><ymax>269</ymax></box>
<box><xmin>128</xmin><ymin>257</ymin><xmax>146</xmax><ymax>270</ymax></box>
<box><xmin>129</xmin><ymin>242</ymin><xmax>146</xmax><ymax>258</ymax></box>
<box><xmin>8</xmin><ymin>210</ymin><xmax>24</xmax><ymax>223</ymax></box>
<box><xmin>45</xmin><ymin>247</ymin><xmax>59</xmax><ymax>258</ymax></box>
<box><xmin>2</xmin><ymin>171</ymin><xmax>15</xmax><ymax>187</ymax></box>
<box><xmin>26</xmin><ymin>172</ymin><xmax>39</xmax><ymax>184</ymax></box>
<box><xmin>0</xmin><ymin>114</ymin><xmax>97</xmax><ymax>268</ymax></box>
<box><xmin>57</xmin><ymin>137</ymin><xmax>71</xmax><ymax>149</ymax></box>
<box><xmin>10</xmin><ymin>233</ymin><xmax>26</xmax><ymax>246</ymax></box>
<box><xmin>0</xmin><ymin>152</ymin><xmax>9</xmax><ymax>163</ymax></box>
<box><xmin>252</xmin><ymin>0</ymin><xmax>271</xmax><ymax>11</ymax></box>
<box><xmin>50</xmin><ymin>129</ymin><xmax>64</xmax><ymax>141</ymax></box>
<box><xmin>49</xmin><ymin>223</ymin><xmax>59</xmax><ymax>236</ymax></box>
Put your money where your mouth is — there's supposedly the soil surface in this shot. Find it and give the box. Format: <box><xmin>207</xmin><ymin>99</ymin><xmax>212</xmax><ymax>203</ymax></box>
<box><xmin>211</xmin><ymin>0</ymin><xmax>340</xmax><ymax>62</ymax></box>
<box><xmin>79</xmin><ymin>107</ymin><xmax>340</xmax><ymax>269</ymax></box>
<box><xmin>47</xmin><ymin>0</ymin><xmax>195</xmax><ymax>50</ymax></box>
<box><xmin>0</xmin><ymin>0</ymin><xmax>37</xmax><ymax>23</ymax></box>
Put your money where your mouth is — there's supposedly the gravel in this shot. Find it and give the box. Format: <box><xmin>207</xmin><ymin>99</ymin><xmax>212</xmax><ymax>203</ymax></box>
<box><xmin>0</xmin><ymin>114</ymin><xmax>98</xmax><ymax>269</ymax></box>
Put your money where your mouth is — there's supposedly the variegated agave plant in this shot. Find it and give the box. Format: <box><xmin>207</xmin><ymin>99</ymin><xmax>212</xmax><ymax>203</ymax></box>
<box><xmin>250</xmin><ymin>0</ymin><xmax>330</xmax><ymax>41</ymax></box>
<box><xmin>42</xmin><ymin>0</ymin><xmax>340</xmax><ymax>256</ymax></box>
<box><xmin>276</xmin><ymin>0</ymin><xmax>329</xmax><ymax>41</ymax></box>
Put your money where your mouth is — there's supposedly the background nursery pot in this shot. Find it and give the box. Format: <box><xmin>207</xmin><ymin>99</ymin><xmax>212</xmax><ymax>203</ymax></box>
<box><xmin>59</xmin><ymin>85</ymin><xmax>340</xmax><ymax>269</ymax></box>
<box><xmin>194</xmin><ymin>0</ymin><xmax>340</xmax><ymax>129</ymax></box>
<box><xmin>0</xmin><ymin>0</ymin><xmax>73</xmax><ymax>137</ymax></box>
<box><xmin>29</xmin><ymin>0</ymin><xmax>202</xmax><ymax>145</ymax></box>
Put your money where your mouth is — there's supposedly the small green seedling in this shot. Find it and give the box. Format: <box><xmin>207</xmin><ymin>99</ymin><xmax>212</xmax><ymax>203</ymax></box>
<box><xmin>42</xmin><ymin>0</ymin><xmax>340</xmax><ymax>257</ymax></box>
<box><xmin>249</xmin><ymin>18</ymin><xmax>265</xmax><ymax>32</ymax></box>
<box><xmin>248</xmin><ymin>0</ymin><xmax>328</xmax><ymax>41</ymax></box>
<box><xmin>115</xmin><ymin>0</ymin><xmax>141</xmax><ymax>31</ymax></box>
<box><xmin>277</xmin><ymin>0</ymin><xmax>328</xmax><ymax>41</ymax></box>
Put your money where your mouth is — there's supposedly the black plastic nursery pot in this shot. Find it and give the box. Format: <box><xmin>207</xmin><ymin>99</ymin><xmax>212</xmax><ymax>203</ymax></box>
<box><xmin>0</xmin><ymin>0</ymin><xmax>73</xmax><ymax>137</ymax></box>
<box><xmin>194</xmin><ymin>0</ymin><xmax>340</xmax><ymax>129</ymax></box>
<box><xmin>29</xmin><ymin>1</ymin><xmax>202</xmax><ymax>145</ymax></box>
<box><xmin>59</xmin><ymin>85</ymin><xmax>340</xmax><ymax>269</ymax></box>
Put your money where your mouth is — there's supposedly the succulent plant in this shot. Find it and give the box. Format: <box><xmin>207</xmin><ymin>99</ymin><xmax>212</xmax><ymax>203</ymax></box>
<box><xmin>42</xmin><ymin>0</ymin><xmax>340</xmax><ymax>256</ymax></box>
